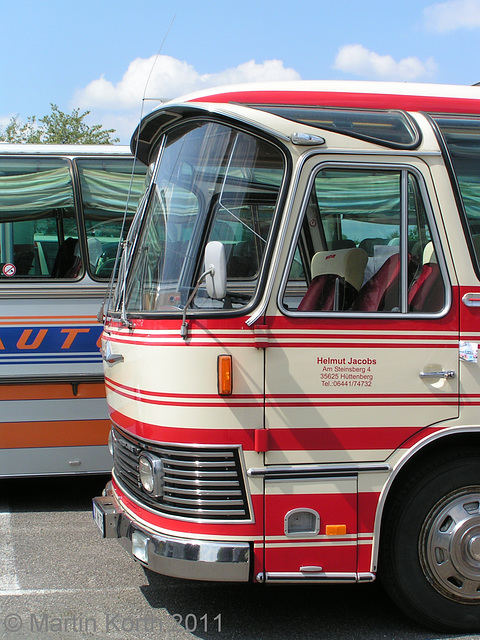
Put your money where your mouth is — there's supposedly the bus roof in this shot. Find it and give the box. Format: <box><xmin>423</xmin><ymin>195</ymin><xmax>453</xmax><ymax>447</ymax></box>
<box><xmin>177</xmin><ymin>80</ymin><xmax>480</xmax><ymax>115</ymax></box>
<box><xmin>0</xmin><ymin>143</ymin><xmax>131</xmax><ymax>156</ymax></box>
<box><xmin>132</xmin><ymin>81</ymin><xmax>480</xmax><ymax>164</ymax></box>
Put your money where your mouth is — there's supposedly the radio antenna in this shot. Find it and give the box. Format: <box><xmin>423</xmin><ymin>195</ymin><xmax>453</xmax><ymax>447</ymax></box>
<box><xmin>133</xmin><ymin>12</ymin><xmax>177</xmax><ymax>152</ymax></box>
<box><xmin>142</xmin><ymin>14</ymin><xmax>177</xmax><ymax>104</ymax></box>
<box><xmin>101</xmin><ymin>15</ymin><xmax>176</xmax><ymax>326</ymax></box>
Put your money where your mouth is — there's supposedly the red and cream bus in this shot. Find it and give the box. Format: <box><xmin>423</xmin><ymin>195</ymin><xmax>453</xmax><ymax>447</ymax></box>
<box><xmin>0</xmin><ymin>144</ymin><xmax>146</xmax><ymax>476</ymax></box>
<box><xmin>94</xmin><ymin>81</ymin><xmax>480</xmax><ymax>631</ymax></box>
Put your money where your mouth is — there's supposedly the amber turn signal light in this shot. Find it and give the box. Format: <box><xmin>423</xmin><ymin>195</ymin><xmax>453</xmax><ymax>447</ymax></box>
<box><xmin>217</xmin><ymin>355</ymin><xmax>233</xmax><ymax>395</ymax></box>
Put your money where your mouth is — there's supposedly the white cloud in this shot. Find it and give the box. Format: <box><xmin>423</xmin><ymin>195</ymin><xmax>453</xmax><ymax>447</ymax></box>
<box><xmin>73</xmin><ymin>55</ymin><xmax>301</xmax><ymax>111</ymax></box>
<box><xmin>333</xmin><ymin>44</ymin><xmax>437</xmax><ymax>81</ymax></box>
<box><xmin>72</xmin><ymin>55</ymin><xmax>301</xmax><ymax>143</ymax></box>
<box><xmin>202</xmin><ymin>59</ymin><xmax>301</xmax><ymax>87</ymax></box>
<box><xmin>424</xmin><ymin>0</ymin><xmax>480</xmax><ymax>32</ymax></box>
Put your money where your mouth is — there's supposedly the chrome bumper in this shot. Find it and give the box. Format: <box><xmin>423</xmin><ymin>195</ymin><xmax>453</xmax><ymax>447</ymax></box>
<box><xmin>92</xmin><ymin>489</ymin><xmax>251</xmax><ymax>582</ymax></box>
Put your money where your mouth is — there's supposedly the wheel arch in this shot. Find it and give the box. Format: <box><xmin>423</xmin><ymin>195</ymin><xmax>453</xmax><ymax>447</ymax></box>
<box><xmin>371</xmin><ymin>426</ymin><xmax>480</xmax><ymax>573</ymax></box>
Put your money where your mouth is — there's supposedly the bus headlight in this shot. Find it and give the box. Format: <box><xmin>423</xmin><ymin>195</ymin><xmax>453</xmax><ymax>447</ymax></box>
<box><xmin>138</xmin><ymin>453</ymin><xmax>164</xmax><ymax>498</ymax></box>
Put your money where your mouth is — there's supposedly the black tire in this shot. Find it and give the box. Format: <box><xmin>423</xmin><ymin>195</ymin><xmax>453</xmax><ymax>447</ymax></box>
<box><xmin>380</xmin><ymin>450</ymin><xmax>480</xmax><ymax>632</ymax></box>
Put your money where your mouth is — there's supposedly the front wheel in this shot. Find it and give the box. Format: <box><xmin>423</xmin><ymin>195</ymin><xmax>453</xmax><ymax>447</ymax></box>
<box><xmin>380</xmin><ymin>452</ymin><xmax>480</xmax><ymax>632</ymax></box>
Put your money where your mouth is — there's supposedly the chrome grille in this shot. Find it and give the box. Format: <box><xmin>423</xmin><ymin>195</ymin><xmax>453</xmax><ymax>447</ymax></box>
<box><xmin>112</xmin><ymin>426</ymin><xmax>250</xmax><ymax>521</ymax></box>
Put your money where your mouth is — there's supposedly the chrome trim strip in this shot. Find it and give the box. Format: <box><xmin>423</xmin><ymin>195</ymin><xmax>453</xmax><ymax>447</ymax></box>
<box><xmin>308</xmin><ymin>149</ymin><xmax>442</xmax><ymax>156</ymax></box>
<box><xmin>246</xmin><ymin>150</ymin><xmax>312</xmax><ymax>326</ymax></box>
<box><xmin>400</xmin><ymin>170</ymin><xmax>409</xmax><ymax>312</ymax></box>
<box><xmin>0</xmin><ymin>374</ymin><xmax>104</xmax><ymax>385</ymax></box>
<box><xmin>112</xmin><ymin>473</ymin><xmax>255</xmax><ymax>525</ymax></box>
<box><xmin>247</xmin><ymin>462</ymin><xmax>391</xmax><ymax>478</ymax></box>
<box><xmin>0</xmin><ymin>284</ymin><xmax>107</xmax><ymax>299</ymax></box>
<box><xmin>93</xmin><ymin>493</ymin><xmax>251</xmax><ymax>582</ymax></box>
<box><xmin>261</xmin><ymin>571</ymin><xmax>375</xmax><ymax>583</ymax></box>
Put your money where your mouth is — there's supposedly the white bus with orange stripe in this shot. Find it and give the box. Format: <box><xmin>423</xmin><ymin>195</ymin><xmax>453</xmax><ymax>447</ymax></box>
<box><xmin>94</xmin><ymin>81</ymin><xmax>480</xmax><ymax>632</ymax></box>
<box><xmin>0</xmin><ymin>144</ymin><xmax>146</xmax><ymax>476</ymax></box>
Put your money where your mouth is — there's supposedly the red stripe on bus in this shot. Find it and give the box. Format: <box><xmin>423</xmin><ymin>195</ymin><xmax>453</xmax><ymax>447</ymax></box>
<box><xmin>105</xmin><ymin>377</ymin><xmax>456</xmax><ymax>408</ymax></box>
<box><xmin>110</xmin><ymin>411</ymin><xmax>439</xmax><ymax>452</ymax></box>
<box><xmin>105</xmin><ymin>335</ymin><xmax>455</xmax><ymax>350</ymax></box>
<box><xmin>189</xmin><ymin>90</ymin><xmax>480</xmax><ymax>114</ymax></box>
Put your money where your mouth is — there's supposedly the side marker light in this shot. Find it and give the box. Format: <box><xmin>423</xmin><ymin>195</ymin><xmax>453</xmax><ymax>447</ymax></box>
<box><xmin>218</xmin><ymin>355</ymin><xmax>233</xmax><ymax>396</ymax></box>
<box><xmin>326</xmin><ymin>525</ymin><xmax>347</xmax><ymax>536</ymax></box>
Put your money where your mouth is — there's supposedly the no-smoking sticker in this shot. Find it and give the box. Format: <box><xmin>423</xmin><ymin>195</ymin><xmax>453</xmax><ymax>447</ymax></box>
<box><xmin>2</xmin><ymin>263</ymin><xmax>16</xmax><ymax>277</ymax></box>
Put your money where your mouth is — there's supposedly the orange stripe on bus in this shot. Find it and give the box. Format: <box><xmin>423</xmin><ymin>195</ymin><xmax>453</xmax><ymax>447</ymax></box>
<box><xmin>0</xmin><ymin>383</ymin><xmax>106</xmax><ymax>401</ymax></box>
<box><xmin>0</xmin><ymin>320</ymin><xmax>98</xmax><ymax>326</ymax></box>
<box><xmin>0</xmin><ymin>420</ymin><xmax>111</xmax><ymax>448</ymax></box>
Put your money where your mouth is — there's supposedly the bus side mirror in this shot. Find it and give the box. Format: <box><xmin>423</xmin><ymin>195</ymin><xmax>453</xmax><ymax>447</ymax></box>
<box><xmin>205</xmin><ymin>241</ymin><xmax>227</xmax><ymax>300</ymax></box>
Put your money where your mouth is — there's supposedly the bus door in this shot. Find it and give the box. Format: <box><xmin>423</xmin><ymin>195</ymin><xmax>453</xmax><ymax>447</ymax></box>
<box><xmin>262</xmin><ymin>157</ymin><xmax>459</xmax><ymax>579</ymax></box>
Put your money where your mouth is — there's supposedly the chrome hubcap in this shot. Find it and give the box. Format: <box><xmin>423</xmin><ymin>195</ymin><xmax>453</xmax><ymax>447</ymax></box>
<box><xmin>420</xmin><ymin>488</ymin><xmax>480</xmax><ymax>603</ymax></box>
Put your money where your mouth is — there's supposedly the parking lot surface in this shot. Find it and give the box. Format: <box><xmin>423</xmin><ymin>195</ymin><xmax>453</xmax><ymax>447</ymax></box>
<box><xmin>0</xmin><ymin>475</ymin><xmax>479</xmax><ymax>640</ymax></box>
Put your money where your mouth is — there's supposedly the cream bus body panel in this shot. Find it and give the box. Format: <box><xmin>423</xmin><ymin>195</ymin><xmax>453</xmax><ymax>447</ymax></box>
<box><xmin>104</xmin><ymin>337</ymin><xmax>264</xmax><ymax>431</ymax></box>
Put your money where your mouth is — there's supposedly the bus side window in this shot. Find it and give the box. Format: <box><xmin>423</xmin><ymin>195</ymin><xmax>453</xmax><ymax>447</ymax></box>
<box><xmin>282</xmin><ymin>167</ymin><xmax>445</xmax><ymax>314</ymax></box>
<box><xmin>76</xmin><ymin>158</ymin><xmax>147</xmax><ymax>280</ymax></box>
<box><xmin>0</xmin><ymin>157</ymin><xmax>79</xmax><ymax>279</ymax></box>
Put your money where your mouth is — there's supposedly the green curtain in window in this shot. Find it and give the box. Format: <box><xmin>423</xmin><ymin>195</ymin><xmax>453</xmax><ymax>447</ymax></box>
<box><xmin>0</xmin><ymin>167</ymin><xmax>74</xmax><ymax>218</ymax></box>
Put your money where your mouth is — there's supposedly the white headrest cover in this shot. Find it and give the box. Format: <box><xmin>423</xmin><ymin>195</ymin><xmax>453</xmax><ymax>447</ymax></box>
<box><xmin>422</xmin><ymin>242</ymin><xmax>437</xmax><ymax>264</ymax></box>
<box><xmin>311</xmin><ymin>248</ymin><xmax>368</xmax><ymax>291</ymax></box>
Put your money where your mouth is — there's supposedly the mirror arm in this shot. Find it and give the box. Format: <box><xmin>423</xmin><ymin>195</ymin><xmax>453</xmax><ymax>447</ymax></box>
<box><xmin>180</xmin><ymin>267</ymin><xmax>214</xmax><ymax>341</ymax></box>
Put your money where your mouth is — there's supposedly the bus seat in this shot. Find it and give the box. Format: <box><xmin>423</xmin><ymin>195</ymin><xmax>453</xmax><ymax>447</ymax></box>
<box><xmin>331</xmin><ymin>238</ymin><xmax>356</xmax><ymax>250</ymax></box>
<box><xmin>228</xmin><ymin>241</ymin><xmax>256</xmax><ymax>278</ymax></box>
<box><xmin>86</xmin><ymin>237</ymin><xmax>103</xmax><ymax>270</ymax></box>
<box><xmin>408</xmin><ymin>242</ymin><xmax>443</xmax><ymax>312</ymax></box>
<box><xmin>351</xmin><ymin>253</ymin><xmax>400</xmax><ymax>311</ymax></box>
<box><xmin>14</xmin><ymin>250</ymin><xmax>35</xmax><ymax>275</ymax></box>
<box><xmin>358</xmin><ymin>237</ymin><xmax>389</xmax><ymax>256</ymax></box>
<box><xmin>363</xmin><ymin>244</ymin><xmax>400</xmax><ymax>284</ymax></box>
<box><xmin>51</xmin><ymin>238</ymin><xmax>81</xmax><ymax>278</ymax></box>
<box><xmin>298</xmin><ymin>247</ymin><xmax>367</xmax><ymax>311</ymax></box>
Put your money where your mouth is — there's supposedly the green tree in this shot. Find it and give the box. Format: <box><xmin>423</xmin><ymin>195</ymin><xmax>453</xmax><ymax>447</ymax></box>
<box><xmin>0</xmin><ymin>104</ymin><xmax>119</xmax><ymax>144</ymax></box>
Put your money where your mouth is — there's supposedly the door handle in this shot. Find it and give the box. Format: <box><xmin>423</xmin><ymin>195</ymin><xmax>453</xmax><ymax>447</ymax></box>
<box><xmin>102</xmin><ymin>342</ymin><xmax>124</xmax><ymax>365</ymax></box>
<box><xmin>462</xmin><ymin>293</ymin><xmax>480</xmax><ymax>307</ymax></box>
<box><xmin>419</xmin><ymin>370</ymin><xmax>456</xmax><ymax>379</ymax></box>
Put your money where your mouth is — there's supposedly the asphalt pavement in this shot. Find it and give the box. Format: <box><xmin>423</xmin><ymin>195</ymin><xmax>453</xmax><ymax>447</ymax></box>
<box><xmin>0</xmin><ymin>475</ymin><xmax>478</xmax><ymax>640</ymax></box>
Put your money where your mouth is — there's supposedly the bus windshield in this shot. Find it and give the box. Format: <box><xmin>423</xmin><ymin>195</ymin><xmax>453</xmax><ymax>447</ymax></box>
<box><xmin>124</xmin><ymin>121</ymin><xmax>285</xmax><ymax>314</ymax></box>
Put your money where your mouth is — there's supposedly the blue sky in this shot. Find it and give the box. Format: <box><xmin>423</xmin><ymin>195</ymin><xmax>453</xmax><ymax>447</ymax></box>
<box><xmin>1</xmin><ymin>0</ymin><xmax>480</xmax><ymax>144</ymax></box>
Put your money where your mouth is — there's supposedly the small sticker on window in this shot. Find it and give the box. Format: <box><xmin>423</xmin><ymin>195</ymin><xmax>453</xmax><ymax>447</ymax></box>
<box><xmin>460</xmin><ymin>341</ymin><xmax>478</xmax><ymax>363</ymax></box>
